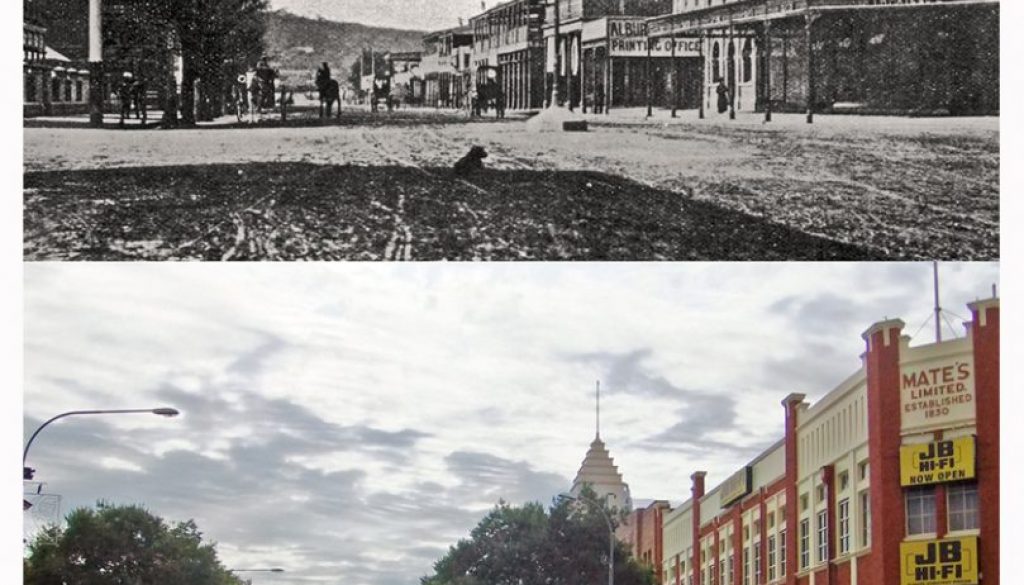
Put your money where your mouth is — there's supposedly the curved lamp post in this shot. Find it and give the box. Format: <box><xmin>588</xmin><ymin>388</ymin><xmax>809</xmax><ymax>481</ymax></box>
<box><xmin>23</xmin><ymin>408</ymin><xmax>180</xmax><ymax>479</ymax></box>
<box><xmin>559</xmin><ymin>493</ymin><xmax>614</xmax><ymax>585</ymax></box>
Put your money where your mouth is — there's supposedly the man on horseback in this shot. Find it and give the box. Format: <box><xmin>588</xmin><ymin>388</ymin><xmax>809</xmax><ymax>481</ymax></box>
<box><xmin>316</xmin><ymin>62</ymin><xmax>331</xmax><ymax>86</ymax></box>
<box><xmin>315</xmin><ymin>61</ymin><xmax>341</xmax><ymax>119</ymax></box>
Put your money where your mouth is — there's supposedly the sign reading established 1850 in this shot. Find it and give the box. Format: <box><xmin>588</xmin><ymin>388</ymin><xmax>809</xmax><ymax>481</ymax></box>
<box><xmin>900</xmin><ymin>355</ymin><xmax>975</xmax><ymax>431</ymax></box>
<box><xmin>899</xmin><ymin>436</ymin><xmax>976</xmax><ymax>486</ymax></box>
<box><xmin>900</xmin><ymin>537</ymin><xmax>979</xmax><ymax>585</ymax></box>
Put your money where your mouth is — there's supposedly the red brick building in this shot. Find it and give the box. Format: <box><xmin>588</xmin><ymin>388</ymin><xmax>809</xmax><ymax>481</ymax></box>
<box><xmin>620</xmin><ymin>500</ymin><xmax>672</xmax><ymax>583</ymax></box>
<box><xmin>661</xmin><ymin>297</ymin><xmax>999</xmax><ymax>585</ymax></box>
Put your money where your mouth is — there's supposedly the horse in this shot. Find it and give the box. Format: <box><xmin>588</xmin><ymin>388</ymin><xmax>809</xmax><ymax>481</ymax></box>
<box><xmin>316</xmin><ymin>78</ymin><xmax>341</xmax><ymax>119</ymax></box>
<box><xmin>131</xmin><ymin>80</ymin><xmax>147</xmax><ymax>123</ymax></box>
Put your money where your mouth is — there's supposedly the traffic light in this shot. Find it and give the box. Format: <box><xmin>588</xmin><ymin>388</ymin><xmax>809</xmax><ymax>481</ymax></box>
<box><xmin>23</xmin><ymin>467</ymin><xmax>35</xmax><ymax>480</ymax></box>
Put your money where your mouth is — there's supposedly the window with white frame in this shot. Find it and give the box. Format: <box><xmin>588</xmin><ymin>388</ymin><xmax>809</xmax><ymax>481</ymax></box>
<box><xmin>743</xmin><ymin>547</ymin><xmax>750</xmax><ymax>585</ymax></box>
<box><xmin>860</xmin><ymin>490</ymin><xmax>871</xmax><ymax>547</ymax></box>
<box><xmin>799</xmin><ymin>519</ymin><xmax>810</xmax><ymax>569</ymax></box>
<box><xmin>726</xmin><ymin>552</ymin><xmax>733</xmax><ymax>585</ymax></box>
<box><xmin>906</xmin><ymin>487</ymin><xmax>936</xmax><ymax>535</ymax></box>
<box><xmin>947</xmin><ymin>483</ymin><xmax>979</xmax><ymax>532</ymax></box>
<box><xmin>816</xmin><ymin>510</ymin><xmax>828</xmax><ymax>563</ymax></box>
<box><xmin>768</xmin><ymin>534</ymin><xmax>776</xmax><ymax>581</ymax></box>
<box><xmin>754</xmin><ymin>542</ymin><xmax>762</xmax><ymax>583</ymax></box>
<box><xmin>838</xmin><ymin>499</ymin><xmax>850</xmax><ymax>554</ymax></box>
<box><xmin>779</xmin><ymin>529</ymin><xmax>787</xmax><ymax>575</ymax></box>
<box><xmin>719</xmin><ymin>557</ymin><xmax>726</xmax><ymax>585</ymax></box>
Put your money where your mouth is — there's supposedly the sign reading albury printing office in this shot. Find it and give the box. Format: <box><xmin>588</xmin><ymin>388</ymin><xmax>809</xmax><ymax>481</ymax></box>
<box><xmin>606</xmin><ymin>18</ymin><xmax>700</xmax><ymax>58</ymax></box>
<box><xmin>900</xmin><ymin>355</ymin><xmax>975</xmax><ymax>431</ymax></box>
<box><xmin>900</xmin><ymin>436</ymin><xmax>976</xmax><ymax>486</ymax></box>
<box><xmin>900</xmin><ymin>537</ymin><xmax>979</xmax><ymax>585</ymax></box>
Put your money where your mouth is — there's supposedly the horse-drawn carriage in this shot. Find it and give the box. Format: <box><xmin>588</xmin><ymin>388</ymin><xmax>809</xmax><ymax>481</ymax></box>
<box><xmin>472</xmin><ymin>65</ymin><xmax>505</xmax><ymax>119</ymax></box>
<box><xmin>370</xmin><ymin>75</ymin><xmax>393</xmax><ymax>113</ymax></box>
<box><xmin>232</xmin><ymin>58</ymin><xmax>289</xmax><ymax>123</ymax></box>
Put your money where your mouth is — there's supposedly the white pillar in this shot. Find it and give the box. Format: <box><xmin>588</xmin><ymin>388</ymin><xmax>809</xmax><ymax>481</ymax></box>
<box><xmin>88</xmin><ymin>0</ymin><xmax>102</xmax><ymax>62</ymax></box>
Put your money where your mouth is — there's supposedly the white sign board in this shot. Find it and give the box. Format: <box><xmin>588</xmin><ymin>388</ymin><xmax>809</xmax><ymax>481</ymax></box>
<box><xmin>901</xmin><ymin>355</ymin><xmax>976</xmax><ymax>432</ymax></box>
<box><xmin>609</xmin><ymin>37</ymin><xmax>701</xmax><ymax>58</ymax></box>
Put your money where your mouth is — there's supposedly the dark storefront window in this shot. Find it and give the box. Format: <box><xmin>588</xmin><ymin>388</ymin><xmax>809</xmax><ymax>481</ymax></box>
<box><xmin>742</xmin><ymin>39</ymin><xmax>752</xmax><ymax>83</ymax></box>
<box><xmin>25</xmin><ymin>73</ymin><xmax>36</xmax><ymax>102</ymax></box>
<box><xmin>51</xmin><ymin>77</ymin><xmax>61</xmax><ymax>102</ymax></box>
<box><xmin>712</xmin><ymin>42</ymin><xmax>720</xmax><ymax>81</ymax></box>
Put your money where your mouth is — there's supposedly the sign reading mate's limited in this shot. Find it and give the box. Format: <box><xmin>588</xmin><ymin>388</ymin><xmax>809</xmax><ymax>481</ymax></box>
<box><xmin>900</xmin><ymin>356</ymin><xmax>975</xmax><ymax>431</ymax></box>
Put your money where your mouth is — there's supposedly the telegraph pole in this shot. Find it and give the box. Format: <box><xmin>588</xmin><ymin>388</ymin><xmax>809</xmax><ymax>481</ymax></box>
<box><xmin>88</xmin><ymin>0</ymin><xmax>104</xmax><ymax>126</ymax></box>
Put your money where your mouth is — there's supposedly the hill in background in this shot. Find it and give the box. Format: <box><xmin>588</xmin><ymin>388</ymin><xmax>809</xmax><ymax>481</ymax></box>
<box><xmin>264</xmin><ymin>10</ymin><xmax>428</xmax><ymax>87</ymax></box>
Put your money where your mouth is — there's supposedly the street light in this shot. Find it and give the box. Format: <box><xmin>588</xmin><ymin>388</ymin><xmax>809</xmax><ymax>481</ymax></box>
<box><xmin>23</xmin><ymin>408</ymin><xmax>181</xmax><ymax>480</ymax></box>
<box><xmin>559</xmin><ymin>493</ymin><xmax>614</xmax><ymax>585</ymax></box>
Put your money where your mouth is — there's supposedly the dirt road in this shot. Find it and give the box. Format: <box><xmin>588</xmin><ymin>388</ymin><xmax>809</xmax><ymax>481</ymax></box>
<box><xmin>23</xmin><ymin>107</ymin><xmax>998</xmax><ymax>260</ymax></box>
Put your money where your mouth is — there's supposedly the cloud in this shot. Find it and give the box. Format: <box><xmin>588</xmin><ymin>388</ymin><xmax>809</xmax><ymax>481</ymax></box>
<box><xmin>444</xmin><ymin>451</ymin><xmax>570</xmax><ymax>506</ymax></box>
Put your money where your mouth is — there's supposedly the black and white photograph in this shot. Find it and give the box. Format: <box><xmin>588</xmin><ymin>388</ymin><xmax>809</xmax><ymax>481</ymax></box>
<box><xmin>21</xmin><ymin>0</ymin><xmax>999</xmax><ymax>260</ymax></box>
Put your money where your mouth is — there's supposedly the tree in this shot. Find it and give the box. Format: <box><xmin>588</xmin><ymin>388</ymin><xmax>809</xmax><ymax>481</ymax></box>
<box><xmin>24</xmin><ymin>502</ymin><xmax>242</xmax><ymax>585</ymax></box>
<box><xmin>104</xmin><ymin>0</ymin><xmax>268</xmax><ymax>124</ymax></box>
<box><xmin>422</xmin><ymin>487</ymin><xmax>655</xmax><ymax>585</ymax></box>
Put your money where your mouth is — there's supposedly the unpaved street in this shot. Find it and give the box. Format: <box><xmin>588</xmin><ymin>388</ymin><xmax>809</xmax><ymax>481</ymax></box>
<box><xmin>23</xmin><ymin>107</ymin><xmax>998</xmax><ymax>260</ymax></box>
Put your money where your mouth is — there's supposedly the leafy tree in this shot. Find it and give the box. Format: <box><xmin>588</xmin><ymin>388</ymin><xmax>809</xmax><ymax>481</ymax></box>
<box><xmin>24</xmin><ymin>502</ymin><xmax>242</xmax><ymax>585</ymax></box>
<box><xmin>104</xmin><ymin>0</ymin><xmax>268</xmax><ymax>124</ymax></box>
<box><xmin>423</xmin><ymin>487</ymin><xmax>655</xmax><ymax>585</ymax></box>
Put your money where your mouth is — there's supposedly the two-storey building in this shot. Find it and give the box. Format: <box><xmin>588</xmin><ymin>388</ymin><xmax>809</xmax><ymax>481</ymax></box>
<box><xmin>647</xmin><ymin>0</ymin><xmax>999</xmax><ymax>119</ymax></box>
<box><xmin>470</xmin><ymin>0</ymin><xmax>547</xmax><ymax>111</ymax></box>
<box><xmin>660</xmin><ymin>297</ymin><xmax>998</xmax><ymax>585</ymax></box>
<box><xmin>422</xmin><ymin>26</ymin><xmax>474</xmax><ymax>109</ymax></box>
<box><xmin>545</xmin><ymin>0</ymin><xmax>676</xmax><ymax>112</ymax></box>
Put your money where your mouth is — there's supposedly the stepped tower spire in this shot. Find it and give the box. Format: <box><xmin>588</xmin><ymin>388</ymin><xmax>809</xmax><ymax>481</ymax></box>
<box><xmin>570</xmin><ymin>381</ymin><xmax>632</xmax><ymax>510</ymax></box>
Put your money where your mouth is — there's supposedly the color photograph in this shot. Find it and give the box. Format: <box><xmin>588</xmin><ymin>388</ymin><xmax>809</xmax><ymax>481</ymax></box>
<box><xmin>20</xmin><ymin>262</ymin><xmax>1000</xmax><ymax>585</ymax></box>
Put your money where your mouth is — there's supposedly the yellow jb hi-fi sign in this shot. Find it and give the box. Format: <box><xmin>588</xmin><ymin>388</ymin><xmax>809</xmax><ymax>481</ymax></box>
<box><xmin>900</xmin><ymin>537</ymin><xmax>979</xmax><ymax>585</ymax></box>
<box><xmin>900</xmin><ymin>436</ymin><xmax>976</xmax><ymax>487</ymax></box>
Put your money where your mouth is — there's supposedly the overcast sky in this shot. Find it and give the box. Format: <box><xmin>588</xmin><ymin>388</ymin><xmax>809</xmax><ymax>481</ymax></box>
<box><xmin>21</xmin><ymin>262</ymin><xmax>998</xmax><ymax>585</ymax></box>
<box><xmin>271</xmin><ymin>0</ymin><xmax>485</xmax><ymax>31</ymax></box>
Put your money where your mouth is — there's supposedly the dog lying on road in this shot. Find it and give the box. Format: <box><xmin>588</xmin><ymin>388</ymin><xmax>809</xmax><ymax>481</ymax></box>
<box><xmin>453</xmin><ymin>146</ymin><xmax>488</xmax><ymax>177</ymax></box>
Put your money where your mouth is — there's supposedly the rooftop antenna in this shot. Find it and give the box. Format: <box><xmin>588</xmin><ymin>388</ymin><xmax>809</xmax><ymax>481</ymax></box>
<box><xmin>595</xmin><ymin>380</ymin><xmax>601</xmax><ymax>440</ymax></box>
<box><xmin>933</xmin><ymin>261</ymin><xmax>942</xmax><ymax>343</ymax></box>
